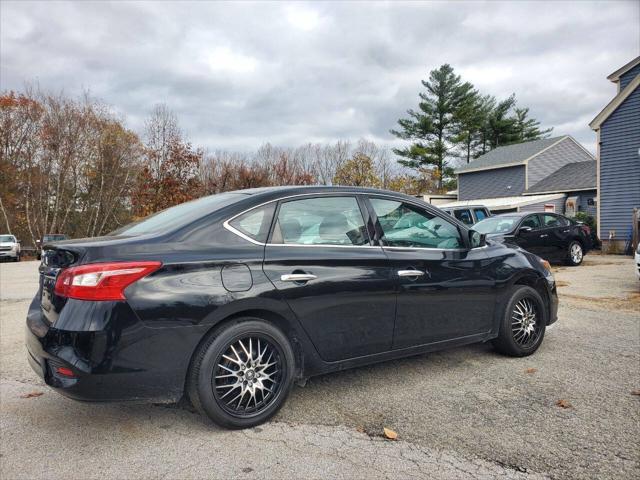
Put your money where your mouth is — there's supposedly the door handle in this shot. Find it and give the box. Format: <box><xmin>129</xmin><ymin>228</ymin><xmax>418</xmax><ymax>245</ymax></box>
<box><xmin>563</xmin><ymin>229</ymin><xmax>570</xmax><ymax>233</ymax></box>
<box><xmin>540</xmin><ymin>234</ymin><xmax>548</xmax><ymax>238</ymax></box>
<box><xmin>397</xmin><ymin>270</ymin><xmax>426</xmax><ymax>277</ymax></box>
<box><xmin>281</xmin><ymin>273</ymin><xmax>317</xmax><ymax>282</ymax></box>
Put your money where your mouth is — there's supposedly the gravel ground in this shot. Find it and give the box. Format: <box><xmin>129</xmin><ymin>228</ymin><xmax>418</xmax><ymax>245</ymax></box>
<box><xmin>1</xmin><ymin>255</ymin><xmax>638</xmax><ymax>479</ymax></box>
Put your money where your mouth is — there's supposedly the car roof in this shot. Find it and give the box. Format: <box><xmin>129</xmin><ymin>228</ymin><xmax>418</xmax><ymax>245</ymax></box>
<box><xmin>442</xmin><ymin>205</ymin><xmax>488</xmax><ymax>210</ymax></box>
<box><xmin>234</xmin><ymin>185</ymin><xmax>423</xmax><ymax>203</ymax></box>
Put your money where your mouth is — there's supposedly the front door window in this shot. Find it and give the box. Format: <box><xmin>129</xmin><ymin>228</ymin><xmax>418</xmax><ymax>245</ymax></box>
<box><xmin>370</xmin><ymin>198</ymin><xmax>462</xmax><ymax>249</ymax></box>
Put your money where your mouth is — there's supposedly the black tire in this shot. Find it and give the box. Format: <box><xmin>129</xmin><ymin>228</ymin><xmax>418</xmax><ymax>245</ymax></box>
<box><xmin>15</xmin><ymin>255</ymin><xmax>20</xmax><ymax>262</ymax></box>
<box><xmin>492</xmin><ymin>285</ymin><xmax>546</xmax><ymax>357</ymax></box>
<box><xmin>187</xmin><ymin>318</ymin><xmax>295</xmax><ymax>429</ymax></box>
<box><xmin>566</xmin><ymin>240</ymin><xmax>584</xmax><ymax>266</ymax></box>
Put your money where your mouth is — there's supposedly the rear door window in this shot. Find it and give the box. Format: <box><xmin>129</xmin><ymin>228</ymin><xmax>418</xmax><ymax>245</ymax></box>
<box><xmin>542</xmin><ymin>214</ymin><xmax>561</xmax><ymax>227</ymax></box>
<box><xmin>271</xmin><ymin>196</ymin><xmax>369</xmax><ymax>246</ymax></box>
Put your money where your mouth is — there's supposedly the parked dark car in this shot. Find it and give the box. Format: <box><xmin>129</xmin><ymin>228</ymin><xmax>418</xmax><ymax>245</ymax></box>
<box><xmin>26</xmin><ymin>186</ymin><xmax>558</xmax><ymax>429</ymax></box>
<box><xmin>441</xmin><ymin>205</ymin><xmax>491</xmax><ymax>226</ymax></box>
<box><xmin>36</xmin><ymin>234</ymin><xmax>69</xmax><ymax>260</ymax></box>
<box><xmin>474</xmin><ymin>212</ymin><xmax>592</xmax><ymax>266</ymax></box>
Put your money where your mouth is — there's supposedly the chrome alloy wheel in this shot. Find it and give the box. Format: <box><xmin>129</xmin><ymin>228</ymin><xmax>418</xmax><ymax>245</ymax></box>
<box><xmin>570</xmin><ymin>243</ymin><xmax>583</xmax><ymax>264</ymax></box>
<box><xmin>511</xmin><ymin>297</ymin><xmax>542</xmax><ymax>347</ymax></box>
<box><xmin>213</xmin><ymin>336</ymin><xmax>283</xmax><ymax>417</ymax></box>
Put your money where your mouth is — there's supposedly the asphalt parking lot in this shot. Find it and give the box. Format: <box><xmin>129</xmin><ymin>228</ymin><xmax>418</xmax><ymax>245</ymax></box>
<box><xmin>1</xmin><ymin>255</ymin><xmax>638</xmax><ymax>479</ymax></box>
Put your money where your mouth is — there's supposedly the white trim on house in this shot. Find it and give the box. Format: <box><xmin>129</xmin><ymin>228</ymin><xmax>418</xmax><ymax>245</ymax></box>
<box><xmin>439</xmin><ymin>193</ymin><xmax>566</xmax><ymax>211</ymax></box>
<box><xmin>590</xmin><ymin>75</ymin><xmax>640</xmax><ymax>130</ymax></box>
<box><xmin>522</xmin><ymin>187</ymin><xmax>596</xmax><ymax>196</ymax></box>
<box><xmin>606</xmin><ymin>56</ymin><xmax>640</xmax><ymax>83</ymax></box>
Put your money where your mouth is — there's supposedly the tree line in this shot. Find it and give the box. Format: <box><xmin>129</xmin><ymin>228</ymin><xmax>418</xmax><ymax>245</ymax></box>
<box><xmin>0</xmin><ymin>89</ymin><xmax>420</xmax><ymax>245</ymax></box>
<box><xmin>1</xmin><ymin>65</ymin><xmax>550</xmax><ymax>244</ymax></box>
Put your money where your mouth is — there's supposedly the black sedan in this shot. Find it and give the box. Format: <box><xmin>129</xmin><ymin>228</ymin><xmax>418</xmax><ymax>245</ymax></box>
<box><xmin>26</xmin><ymin>186</ymin><xmax>558</xmax><ymax>429</ymax></box>
<box><xmin>474</xmin><ymin>212</ymin><xmax>592</xmax><ymax>266</ymax></box>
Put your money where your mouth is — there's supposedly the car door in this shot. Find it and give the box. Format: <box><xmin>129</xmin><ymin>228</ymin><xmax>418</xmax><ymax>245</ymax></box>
<box><xmin>262</xmin><ymin>195</ymin><xmax>397</xmax><ymax>362</ymax></box>
<box><xmin>541</xmin><ymin>213</ymin><xmax>570</xmax><ymax>261</ymax></box>
<box><xmin>511</xmin><ymin>214</ymin><xmax>546</xmax><ymax>256</ymax></box>
<box><xmin>366</xmin><ymin>196</ymin><xmax>495</xmax><ymax>349</ymax></box>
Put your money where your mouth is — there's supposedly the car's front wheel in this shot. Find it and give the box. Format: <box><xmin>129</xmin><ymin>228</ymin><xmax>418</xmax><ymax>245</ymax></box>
<box><xmin>187</xmin><ymin>318</ymin><xmax>295</xmax><ymax>429</ymax></box>
<box><xmin>566</xmin><ymin>240</ymin><xmax>584</xmax><ymax>266</ymax></box>
<box><xmin>492</xmin><ymin>285</ymin><xmax>546</xmax><ymax>357</ymax></box>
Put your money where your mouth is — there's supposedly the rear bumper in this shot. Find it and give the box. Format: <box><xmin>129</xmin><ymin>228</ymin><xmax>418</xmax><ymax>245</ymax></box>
<box><xmin>25</xmin><ymin>296</ymin><xmax>204</xmax><ymax>403</ymax></box>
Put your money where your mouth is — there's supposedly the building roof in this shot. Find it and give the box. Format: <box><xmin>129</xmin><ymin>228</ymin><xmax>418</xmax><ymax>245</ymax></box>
<box><xmin>607</xmin><ymin>56</ymin><xmax>640</xmax><ymax>83</ymax></box>
<box><xmin>439</xmin><ymin>193</ymin><xmax>566</xmax><ymax>211</ymax></box>
<box><xmin>524</xmin><ymin>161</ymin><xmax>596</xmax><ymax>195</ymax></box>
<box><xmin>590</xmin><ymin>74</ymin><xmax>640</xmax><ymax>130</ymax></box>
<box><xmin>455</xmin><ymin>136</ymin><xmax>568</xmax><ymax>174</ymax></box>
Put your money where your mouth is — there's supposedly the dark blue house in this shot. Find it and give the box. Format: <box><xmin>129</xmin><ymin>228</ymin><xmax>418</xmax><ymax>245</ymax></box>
<box><xmin>590</xmin><ymin>56</ymin><xmax>640</xmax><ymax>250</ymax></box>
<box><xmin>446</xmin><ymin>135</ymin><xmax>596</xmax><ymax>215</ymax></box>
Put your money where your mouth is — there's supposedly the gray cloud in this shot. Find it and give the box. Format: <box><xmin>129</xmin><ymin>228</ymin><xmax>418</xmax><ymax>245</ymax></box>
<box><xmin>1</xmin><ymin>0</ymin><xmax>638</xmax><ymax>156</ymax></box>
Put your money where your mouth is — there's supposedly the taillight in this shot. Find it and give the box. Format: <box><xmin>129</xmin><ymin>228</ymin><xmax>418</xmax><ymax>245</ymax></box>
<box><xmin>54</xmin><ymin>261</ymin><xmax>162</xmax><ymax>301</ymax></box>
<box><xmin>581</xmin><ymin>225</ymin><xmax>591</xmax><ymax>235</ymax></box>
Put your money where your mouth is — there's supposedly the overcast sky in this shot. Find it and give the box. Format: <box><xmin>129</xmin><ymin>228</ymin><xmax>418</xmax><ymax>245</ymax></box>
<box><xmin>1</xmin><ymin>1</ymin><xmax>638</xmax><ymax>157</ymax></box>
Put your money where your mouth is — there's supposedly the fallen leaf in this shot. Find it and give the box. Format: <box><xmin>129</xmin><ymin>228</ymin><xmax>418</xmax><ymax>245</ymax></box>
<box><xmin>631</xmin><ymin>390</ymin><xmax>640</xmax><ymax>396</ymax></box>
<box><xmin>525</xmin><ymin>368</ymin><xmax>537</xmax><ymax>374</ymax></box>
<box><xmin>555</xmin><ymin>399</ymin><xmax>573</xmax><ymax>409</ymax></box>
<box><xmin>356</xmin><ymin>425</ymin><xmax>365</xmax><ymax>433</ymax></box>
<box><xmin>383</xmin><ymin>427</ymin><xmax>398</xmax><ymax>440</ymax></box>
<box><xmin>20</xmin><ymin>391</ymin><xmax>43</xmax><ymax>399</ymax></box>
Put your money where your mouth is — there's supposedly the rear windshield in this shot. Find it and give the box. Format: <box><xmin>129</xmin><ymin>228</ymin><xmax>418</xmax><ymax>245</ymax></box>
<box><xmin>474</xmin><ymin>216</ymin><xmax>520</xmax><ymax>234</ymax></box>
<box><xmin>43</xmin><ymin>235</ymin><xmax>66</xmax><ymax>242</ymax></box>
<box><xmin>112</xmin><ymin>193</ymin><xmax>246</xmax><ymax>235</ymax></box>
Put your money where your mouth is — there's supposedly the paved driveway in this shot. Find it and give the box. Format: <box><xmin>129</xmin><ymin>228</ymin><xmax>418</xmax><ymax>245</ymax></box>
<box><xmin>1</xmin><ymin>255</ymin><xmax>638</xmax><ymax>479</ymax></box>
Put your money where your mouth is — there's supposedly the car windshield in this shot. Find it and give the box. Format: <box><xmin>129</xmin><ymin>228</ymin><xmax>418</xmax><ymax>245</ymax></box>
<box><xmin>474</xmin><ymin>216</ymin><xmax>520</xmax><ymax>234</ymax></box>
<box><xmin>111</xmin><ymin>193</ymin><xmax>246</xmax><ymax>235</ymax></box>
<box><xmin>0</xmin><ymin>235</ymin><xmax>15</xmax><ymax>242</ymax></box>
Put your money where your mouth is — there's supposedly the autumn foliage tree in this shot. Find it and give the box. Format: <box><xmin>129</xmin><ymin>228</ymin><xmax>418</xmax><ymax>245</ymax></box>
<box><xmin>0</xmin><ymin>88</ymin><xmax>142</xmax><ymax>244</ymax></box>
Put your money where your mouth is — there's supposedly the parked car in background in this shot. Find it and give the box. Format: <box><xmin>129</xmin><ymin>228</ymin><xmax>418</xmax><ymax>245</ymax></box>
<box><xmin>474</xmin><ymin>212</ymin><xmax>592</xmax><ymax>266</ymax></box>
<box><xmin>36</xmin><ymin>234</ymin><xmax>69</xmax><ymax>260</ymax></box>
<box><xmin>0</xmin><ymin>234</ymin><xmax>21</xmax><ymax>262</ymax></box>
<box><xmin>635</xmin><ymin>243</ymin><xmax>640</xmax><ymax>280</ymax></box>
<box><xmin>26</xmin><ymin>186</ymin><xmax>557</xmax><ymax>429</ymax></box>
<box><xmin>441</xmin><ymin>205</ymin><xmax>491</xmax><ymax>226</ymax></box>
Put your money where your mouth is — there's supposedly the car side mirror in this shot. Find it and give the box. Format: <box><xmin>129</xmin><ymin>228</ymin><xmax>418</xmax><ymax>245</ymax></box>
<box><xmin>518</xmin><ymin>226</ymin><xmax>533</xmax><ymax>235</ymax></box>
<box><xmin>469</xmin><ymin>230</ymin><xmax>486</xmax><ymax>249</ymax></box>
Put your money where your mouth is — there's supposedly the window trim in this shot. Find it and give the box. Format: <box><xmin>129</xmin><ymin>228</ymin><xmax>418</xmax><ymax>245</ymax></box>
<box><xmin>223</xmin><ymin>192</ymin><xmax>385</xmax><ymax>249</ymax></box>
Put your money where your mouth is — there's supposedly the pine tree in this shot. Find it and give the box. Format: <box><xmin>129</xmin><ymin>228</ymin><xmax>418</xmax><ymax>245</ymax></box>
<box><xmin>511</xmin><ymin>107</ymin><xmax>553</xmax><ymax>142</ymax></box>
<box><xmin>390</xmin><ymin>64</ymin><xmax>474</xmax><ymax>191</ymax></box>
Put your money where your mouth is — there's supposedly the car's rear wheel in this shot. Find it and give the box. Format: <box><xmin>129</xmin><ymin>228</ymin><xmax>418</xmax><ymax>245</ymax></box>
<box><xmin>187</xmin><ymin>318</ymin><xmax>295</xmax><ymax>429</ymax></box>
<box><xmin>566</xmin><ymin>240</ymin><xmax>583</xmax><ymax>266</ymax></box>
<box><xmin>492</xmin><ymin>285</ymin><xmax>546</xmax><ymax>357</ymax></box>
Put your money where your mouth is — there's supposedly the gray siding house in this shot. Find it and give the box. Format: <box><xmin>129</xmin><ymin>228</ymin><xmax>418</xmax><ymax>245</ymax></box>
<box><xmin>445</xmin><ymin>136</ymin><xmax>596</xmax><ymax>215</ymax></box>
<box><xmin>590</xmin><ymin>56</ymin><xmax>640</xmax><ymax>250</ymax></box>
